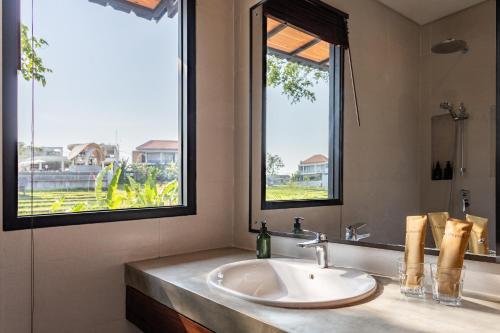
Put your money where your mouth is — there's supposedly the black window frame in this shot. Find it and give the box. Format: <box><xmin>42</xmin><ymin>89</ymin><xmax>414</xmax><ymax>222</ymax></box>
<box><xmin>2</xmin><ymin>0</ymin><xmax>197</xmax><ymax>231</ymax></box>
<box><xmin>255</xmin><ymin>0</ymin><xmax>346</xmax><ymax>210</ymax></box>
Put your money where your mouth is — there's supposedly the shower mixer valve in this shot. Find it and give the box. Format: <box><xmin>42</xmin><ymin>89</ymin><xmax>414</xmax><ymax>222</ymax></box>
<box><xmin>460</xmin><ymin>189</ymin><xmax>470</xmax><ymax>215</ymax></box>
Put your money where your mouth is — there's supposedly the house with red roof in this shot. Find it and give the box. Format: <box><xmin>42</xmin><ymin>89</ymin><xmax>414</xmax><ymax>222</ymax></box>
<box><xmin>298</xmin><ymin>154</ymin><xmax>328</xmax><ymax>175</ymax></box>
<box><xmin>132</xmin><ymin>140</ymin><xmax>178</xmax><ymax>165</ymax></box>
<box><xmin>297</xmin><ymin>154</ymin><xmax>329</xmax><ymax>188</ymax></box>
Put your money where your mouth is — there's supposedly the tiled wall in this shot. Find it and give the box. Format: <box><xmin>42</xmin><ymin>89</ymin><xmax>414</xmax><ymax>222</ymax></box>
<box><xmin>419</xmin><ymin>0</ymin><xmax>496</xmax><ymax>247</ymax></box>
<box><xmin>0</xmin><ymin>1</ymin><xmax>236</xmax><ymax>332</ymax></box>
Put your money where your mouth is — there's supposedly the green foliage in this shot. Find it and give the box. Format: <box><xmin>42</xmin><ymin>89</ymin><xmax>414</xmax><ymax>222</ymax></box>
<box><xmin>266</xmin><ymin>153</ymin><xmax>285</xmax><ymax>176</ymax></box>
<box><xmin>165</xmin><ymin>162</ymin><xmax>179</xmax><ymax>182</ymax></box>
<box><xmin>106</xmin><ymin>167</ymin><xmax>124</xmax><ymax>209</ymax></box>
<box><xmin>49</xmin><ymin>196</ymin><xmax>65</xmax><ymax>213</ymax></box>
<box><xmin>95</xmin><ymin>164</ymin><xmax>112</xmax><ymax>202</ymax></box>
<box><xmin>124</xmin><ymin>168</ymin><xmax>179</xmax><ymax>208</ymax></box>
<box><xmin>128</xmin><ymin>163</ymin><xmax>178</xmax><ymax>183</ymax></box>
<box><xmin>267</xmin><ymin>55</ymin><xmax>328</xmax><ymax>104</ymax></box>
<box><xmin>118</xmin><ymin>159</ymin><xmax>129</xmax><ymax>185</ymax></box>
<box><xmin>70</xmin><ymin>202</ymin><xmax>88</xmax><ymax>213</ymax></box>
<box><xmin>20</xmin><ymin>24</ymin><xmax>52</xmax><ymax>86</ymax></box>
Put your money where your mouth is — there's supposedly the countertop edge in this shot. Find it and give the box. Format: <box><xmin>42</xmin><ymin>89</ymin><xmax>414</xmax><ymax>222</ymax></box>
<box><xmin>125</xmin><ymin>263</ymin><xmax>286</xmax><ymax>333</ymax></box>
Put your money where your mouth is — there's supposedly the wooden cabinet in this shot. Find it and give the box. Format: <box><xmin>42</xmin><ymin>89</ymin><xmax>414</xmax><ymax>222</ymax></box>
<box><xmin>126</xmin><ymin>286</ymin><xmax>214</xmax><ymax>333</ymax></box>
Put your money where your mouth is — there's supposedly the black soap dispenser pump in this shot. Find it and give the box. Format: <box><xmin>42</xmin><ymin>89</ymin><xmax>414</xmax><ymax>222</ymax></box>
<box><xmin>433</xmin><ymin>161</ymin><xmax>443</xmax><ymax>180</ymax></box>
<box><xmin>292</xmin><ymin>216</ymin><xmax>304</xmax><ymax>234</ymax></box>
<box><xmin>444</xmin><ymin>161</ymin><xmax>453</xmax><ymax>180</ymax></box>
<box><xmin>256</xmin><ymin>220</ymin><xmax>271</xmax><ymax>259</ymax></box>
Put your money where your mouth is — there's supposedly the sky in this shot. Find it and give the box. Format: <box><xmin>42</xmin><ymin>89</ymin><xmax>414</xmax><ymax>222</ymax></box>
<box><xmin>19</xmin><ymin>0</ymin><xmax>179</xmax><ymax>161</ymax></box>
<box><xmin>267</xmin><ymin>81</ymin><xmax>329</xmax><ymax>174</ymax></box>
<box><xmin>19</xmin><ymin>0</ymin><xmax>329</xmax><ymax>174</ymax></box>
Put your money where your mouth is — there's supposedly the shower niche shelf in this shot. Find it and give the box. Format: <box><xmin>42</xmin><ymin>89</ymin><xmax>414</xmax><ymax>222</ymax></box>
<box><xmin>431</xmin><ymin>114</ymin><xmax>454</xmax><ymax>181</ymax></box>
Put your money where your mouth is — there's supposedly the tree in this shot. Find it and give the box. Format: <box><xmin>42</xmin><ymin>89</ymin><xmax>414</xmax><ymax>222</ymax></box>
<box><xmin>267</xmin><ymin>55</ymin><xmax>328</xmax><ymax>104</ymax></box>
<box><xmin>266</xmin><ymin>153</ymin><xmax>285</xmax><ymax>176</ymax></box>
<box><xmin>20</xmin><ymin>24</ymin><xmax>52</xmax><ymax>86</ymax></box>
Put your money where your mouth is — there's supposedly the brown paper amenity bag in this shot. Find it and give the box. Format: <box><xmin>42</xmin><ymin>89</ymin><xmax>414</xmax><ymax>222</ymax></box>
<box><xmin>428</xmin><ymin>212</ymin><xmax>449</xmax><ymax>248</ymax></box>
<box><xmin>404</xmin><ymin>216</ymin><xmax>427</xmax><ymax>288</ymax></box>
<box><xmin>466</xmin><ymin>214</ymin><xmax>489</xmax><ymax>255</ymax></box>
<box><xmin>437</xmin><ymin>218</ymin><xmax>472</xmax><ymax>296</ymax></box>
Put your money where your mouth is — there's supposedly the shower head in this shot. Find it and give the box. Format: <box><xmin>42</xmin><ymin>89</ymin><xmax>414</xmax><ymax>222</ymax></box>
<box><xmin>440</xmin><ymin>101</ymin><xmax>468</xmax><ymax>121</ymax></box>
<box><xmin>431</xmin><ymin>38</ymin><xmax>468</xmax><ymax>54</ymax></box>
<box><xmin>440</xmin><ymin>101</ymin><xmax>459</xmax><ymax>120</ymax></box>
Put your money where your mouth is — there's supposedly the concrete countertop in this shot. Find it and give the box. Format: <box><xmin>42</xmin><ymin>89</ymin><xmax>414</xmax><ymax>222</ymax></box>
<box><xmin>125</xmin><ymin>248</ymin><xmax>500</xmax><ymax>333</ymax></box>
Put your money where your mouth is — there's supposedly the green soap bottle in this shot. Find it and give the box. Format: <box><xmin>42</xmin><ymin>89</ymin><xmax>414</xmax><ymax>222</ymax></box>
<box><xmin>256</xmin><ymin>221</ymin><xmax>271</xmax><ymax>259</ymax></box>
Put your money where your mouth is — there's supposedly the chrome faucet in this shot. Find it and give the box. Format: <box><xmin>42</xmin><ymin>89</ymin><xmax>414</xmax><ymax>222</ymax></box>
<box><xmin>345</xmin><ymin>223</ymin><xmax>370</xmax><ymax>241</ymax></box>
<box><xmin>297</xmin><ymin>231</ymin><xmax>329</xmax><ymax>268</ymax></box>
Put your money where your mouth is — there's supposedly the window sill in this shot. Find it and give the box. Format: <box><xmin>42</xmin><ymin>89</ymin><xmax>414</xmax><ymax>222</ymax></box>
<box><xmin>3</xmin><ymin>205</ymin><xmax>197</xmax><ymax>231</ymax></box>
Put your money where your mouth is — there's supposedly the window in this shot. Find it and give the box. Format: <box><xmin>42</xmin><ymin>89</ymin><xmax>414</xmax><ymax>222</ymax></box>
<box><xmin>258</xmin><ymin>0</ymin><xmax>346</xmax><ymax>209</ymax></box>
<box><xmin>3</xmin><ymin>0</ymin><xmax>196</xmax><ymax>230</ymax></box>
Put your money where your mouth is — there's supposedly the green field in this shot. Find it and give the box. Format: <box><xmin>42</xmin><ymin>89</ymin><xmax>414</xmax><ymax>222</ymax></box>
<box><xmin>265</xmin><ymin>185</ymin><xmax>328</xmax><ymax>201</ymax></box>
<box><xmin>18</xmin><ymin>191</ymin><xmax>107</xmax><ymax>215</ymax></box>
<box><xmin>18</xmin><ymin>185</ymin><xmax>325</xmax><ymax>215</ymax></box>
<box><xmin>18</xmin><ymin>185</ymin><xmax>179</xmax><ymax>216</ymax></box>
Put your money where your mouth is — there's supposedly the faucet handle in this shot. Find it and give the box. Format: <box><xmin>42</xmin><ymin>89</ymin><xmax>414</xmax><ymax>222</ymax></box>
<box><xmin>302</xmin><ymin>229</ymin><xmax>327</xmax><ymax>242</ymax></box>
<box><xmin>346</xmin><ymin>223</ymin><xmax>366</xmax><ymax>231</ymax></box>
<box><xmin>345</xmin><ymin>223</ymin><xmax>370</xmax><ymax>241</ymax></box>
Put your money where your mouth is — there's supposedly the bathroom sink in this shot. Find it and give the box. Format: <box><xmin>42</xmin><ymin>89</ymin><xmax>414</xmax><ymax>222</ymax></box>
<box><xmin>207</xmin><ymin>258</ymin><xmax>377</xmax><ymax>308</ymax></box>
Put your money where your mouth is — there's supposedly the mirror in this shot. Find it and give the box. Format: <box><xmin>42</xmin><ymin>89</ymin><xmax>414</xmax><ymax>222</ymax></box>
<box><xmin>250</xmin><ymin>0</ymin><xmax>498</xmax><ymax>261</ymax></box>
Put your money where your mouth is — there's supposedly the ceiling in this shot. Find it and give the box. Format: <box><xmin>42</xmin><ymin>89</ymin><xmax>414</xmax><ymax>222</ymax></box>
<box><xmin>376</xmin><ymin>0</ymin><xmax>487</xmax><ymax>25</ymax></box>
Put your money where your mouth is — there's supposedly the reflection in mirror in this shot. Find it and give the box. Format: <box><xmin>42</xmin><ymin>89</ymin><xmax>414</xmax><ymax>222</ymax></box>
<box><xmin>250</xmin><ymin>0</ymin><xmax>347</xmax><ymax>238</ymax></box>
<box><xmin>250</xmin><ymin>0</ymin><xmax>498</xmax><ymax>261</ymax></box>
<box><xmin>263</xmin><ymin>16</ymin><xmax>343</xmax><ymax>207</ymax></box>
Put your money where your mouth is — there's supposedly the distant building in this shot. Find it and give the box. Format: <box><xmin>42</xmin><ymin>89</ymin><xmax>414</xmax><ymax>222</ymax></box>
<box><xmin>67</xmin><ymin>143</ymin><xmax>119</xmax><ymax>172</ymax></box>
<box><xmin>18</xmin><ymin>146</ymin><xmax>66</xmax><ymax>172</ymax></box>
<box><xmin>298</xmin><ymin>154</ymin><xmax>328</xmax><ymax>176</ymax></box>
<box><xmin>297</xmin><ymin>154</ymin><xmax>329</xmax><ymax>188</ymax></box>
<box><xmin>132</xmin><ymin>140</ymin><xmax>178</xmax><ymax>165</ymax></box>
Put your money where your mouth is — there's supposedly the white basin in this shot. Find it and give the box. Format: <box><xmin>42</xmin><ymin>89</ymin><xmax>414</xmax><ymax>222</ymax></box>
<box><xmin>207</xmin><ymin>258</ymin><xmax>377</xmax><ymax>308</ymax></box>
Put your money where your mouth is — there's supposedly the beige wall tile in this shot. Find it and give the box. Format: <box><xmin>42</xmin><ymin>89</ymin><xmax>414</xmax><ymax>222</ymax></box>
<box><xmin>0</xmin><ymin>0</ymin><xmax>236</xmax><ymax>331</ymax></box>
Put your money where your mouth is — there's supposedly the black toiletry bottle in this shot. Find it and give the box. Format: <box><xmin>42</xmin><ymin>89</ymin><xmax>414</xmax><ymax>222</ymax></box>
<box><xmin>434</xmin><ymin>161</ymin><xmax>443</xmax><ymax>180</ymax></box>
<box><xmin>256</xmin><ymin>221</ymin><xmax>271</xmax><ymax>259</ymax></box>
<box><xmin>444</xmin><ymin>161</ymin><xmax>453</xmax><ymax>180</ymax></box>
<box><xmin>292</xmin><ymin>216</ymin><xmax>304</xmax><ymax>234</ymax></box>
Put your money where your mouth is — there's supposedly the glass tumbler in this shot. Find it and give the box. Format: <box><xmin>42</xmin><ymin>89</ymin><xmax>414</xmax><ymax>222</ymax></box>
<box><xmin>430</xmin><ymin>264</ymin><xmax>466</xmax><ymax>306</ymax></box>
<box><xmin>397</xmin><ymin>258</ymin><xmax>425</xmax><ymax>297</ymax></box>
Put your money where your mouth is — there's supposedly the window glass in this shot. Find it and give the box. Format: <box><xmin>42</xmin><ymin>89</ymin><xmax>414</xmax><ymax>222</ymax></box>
<box><xmin>18</xmin><ymin>0</ymin><xmax>183</xmax><ymax>216</ymax></box>
<box><xmin>264</xmin><ymin>16</ymin><xmax>337</xmax><ymax>202</ymax></box>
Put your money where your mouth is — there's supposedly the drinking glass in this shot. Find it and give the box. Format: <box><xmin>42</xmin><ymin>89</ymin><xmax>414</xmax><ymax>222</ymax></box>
<box><xmin>397</xmin><ymin>258</ymin><xmax>425</xmax><ymax>297</ymax></box>
<box><xmin>430</xmin><ymin>264</ymin><xmax>466</xmax><ymax>306</ymax></box>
